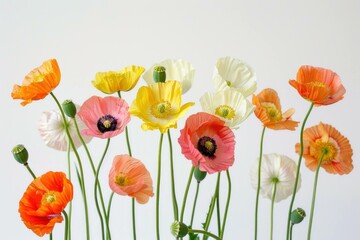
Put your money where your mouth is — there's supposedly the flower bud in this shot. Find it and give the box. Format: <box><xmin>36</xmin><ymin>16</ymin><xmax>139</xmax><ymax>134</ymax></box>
<box><xmin>153</xmin><ymin>66</ymin><xmax>166</xmax><ymax>83</ymax></box>
<box><xmin>194</xmin><ymin>167</ymin><xmax>207</xmax><ymax>182</ymax></box>
<box><xmin>170</xmin><ymin>221</ymin><xmax>188</xmax><ymax>238</ymax></box>
<box><xmin>12</xmin><ymin>144</ymin><xmax>29</xmax><ymax>164</ymax></box>
<box><xmin>62</xmin><ymin>99</ymin><xmax>77</xmax><ymax>118</ymax></box>
<box><xmin>290</xmin><ymin>208</ymin><xmax>306</xmax><ymax>225</ymax></box>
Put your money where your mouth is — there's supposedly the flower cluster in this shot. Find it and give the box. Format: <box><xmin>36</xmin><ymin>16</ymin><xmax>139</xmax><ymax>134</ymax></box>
<box><xmin>10</xmin><ymin>58</ymin><xmax>353</xmax><ymax>240</ymax></box>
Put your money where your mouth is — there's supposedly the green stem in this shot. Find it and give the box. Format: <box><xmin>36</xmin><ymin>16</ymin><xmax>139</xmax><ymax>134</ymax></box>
<box><xmin>220</xmin><ymin>170</ymin><xmax>231</xmax><ymax>239</ymax></box>
<box><xmin>190</xmin><ymin>182</ymin><xmax>200</xmax><ymax>227</ymax></box>
<box><xmin>189</xmin><ymin>229</ymin><xmax>221</xmax><ymax>240</ymax></box>
<box><xmin>24</xmin><ymin>163</ymin><xmax>36</xmax><ymax>179</ymax></box>
<box><xmin>270</xmin><ymin>182</ymin><xmax>277</xmax><ymax>240</ymax></box>
<box><xmin>50</xmin><ymin>92</ymin><xmax>90</xmax><ymax>240</ymax></box>
<box><xmin>50</xmin><ymin>233</ymin><xmax>53</xmax><ymax>240</ymax></box>
<box><xmin>107</xmin><ymin>192</ymin><xmax>115</xmax><ymax>219</ymax></box>
<box><xmin>180</xmin><ymin>166</ymin><xmax>195</xmax><ymax>222</ymax></box>
<box><xmin>286</xmin><ymin>103</ymin><xmax>314</xmax><ymax>240</ymax></box>
<box><xmin>132</xmin><ymin>198</ymin><xmax>137</xmax><ymax>240</ymax></box>
<box><xmin>62</xmin><ymin>210</ymin><xmax>69</xmax><ymax>240</ymax></box>
<box><xmin>216</xmin><ymin>177</ymin><xmax>221</xmax><ymax>236</ymax></box>
<box><xmin>156</xmin><ymin>133</ymin><xmax>164</xmax><ymax>240</ymax></box>
<box><xmin>290</xmin><ymin>224</ymin><xmax>294</xmax><ymax>240</ymax></box>
<box><xmin>254</xmin><ymin>126</ymin><xmax>266</xmax><ymax>240</ymax></box>
<box><xmin>168</xmin><ymin>130</ymin><xmax>179</xmax><ymax>221</ymax></box>
<box><xmin>307</xmin><ymin>154</ymin><xmax>325</xmax><ymax>240</ymax></box>
<box><xmin>66</xmin><ymin>141</ymin><xmax>72</xmax><ymax>240</ymax></box>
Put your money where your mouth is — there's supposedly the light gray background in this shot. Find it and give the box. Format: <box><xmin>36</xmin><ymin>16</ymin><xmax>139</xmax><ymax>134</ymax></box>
<box><xmin>1</xmin><ymin>0</ymin><xmax>359</xmax><ymax>239</ymax></box>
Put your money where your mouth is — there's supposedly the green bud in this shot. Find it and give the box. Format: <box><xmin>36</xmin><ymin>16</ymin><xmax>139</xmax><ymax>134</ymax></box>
<box><xmin>194</xmin><ymin>167</ymin><xmax>207</xmax><ymax>182</ymax></box>
<box><xmin>153</xmin><ymin>66</ymin><xmax>166</xmax><ymax>83</ymax></box>
<box><xmin>12</xmin><ymin>144</ymin><xmax>29</xmax><ymax>165</ymax></box>
<box><xmin>291</xmin><ymin>208</ymin><xmax>306</xmax><ymax>225</ymax></box>
<box><xmin>62</xmin><ymin>99</ymin><xmax>77</xmax><ymax>118</ymax></box>
<box><xmin>170</xmin><ymin>221</ymin><xmax>188</xmax><ymax>238</ymax></box>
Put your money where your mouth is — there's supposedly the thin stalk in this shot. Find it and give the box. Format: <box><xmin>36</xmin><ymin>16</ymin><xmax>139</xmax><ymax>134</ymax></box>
<box><xmin>189</xmin><ymin>229</ymin><xmax>221</xmax><ymax>240</ymax></box>
<box><xmin>290</xmin><ymin>224</ymin><xmax>294</xmax><ymax>240</ymax></box>
<box><xmin>286</xmin><ymin>103</ymin><xmax>314</xmax><ymax>240</ymax></box>
<box><xmin>254</xmin><ymin>126</ymin><xmax>266</xmax><ymax>240</ymax></box>
<box><xmin>307</xmin><ymin>153</ymin><xmax>325</xmax><ymax>240</ymax></box>
<box><xmin>66</xmin><ymin>141</ymin><xmax>72</xmax><ymax>240</ymax></box>
<box><xmin>168</xmin><ymin>130</ymin><xmax>179</xmax><ymax>221</ymax></box>
<box><xmin>180</xmin><ymin>166</ymin><xmax>195</xmax><ymax>222</ymax></box>
<box><xmin>216</xmin><ymin>178</ymin><xmax>221</xmax><ymax>236</ymax></box>
<box><xmin>107</xmin><ymin>192</ymin><xmax>115</xmax><ymax>219</ymax></box>
<box><xmin>270</xmin><ymin>182</ymin><xmax>277</xmax><ymax>240</ymax></box>
<box><xmin>24</xmin><ymin>163</ymin><xmax>36</xmax><ymax>179</ymax></box>
<box><xmin>62</xmin><ymin>210</ymin><xmax>69</xmax><ymax>240</ymax></box>
<box><xmin>132</xmin><ymin>198</ymin><xmax>137</xmax><ymax>240</ymax></box>
<box><xmin>190</xmin><ymin>182</ymin><xmax>200</xmax><ymax>227</ymax></box>
<box><xmin>50</xmin><ymin>233</ymin><xmax>53</xmax><ymax>240</ymax></box>
<box><xmin>220</xmin><ymin>170</ymin><xmax>231</xmax><ymax>239</ymax></box>
<box><xmin>156</xmin><ymin>133</ymin><xmax>164</xmax><ymax>240</ymax></box>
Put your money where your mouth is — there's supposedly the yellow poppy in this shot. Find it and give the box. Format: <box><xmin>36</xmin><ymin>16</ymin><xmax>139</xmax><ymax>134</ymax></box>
<box><xmin>92</xmin><ymin>65</ymin><xmax>145</xmax><ymax>94</ymax></box>
<box><xmin>129</xmin><ymin>80</ymin><xmax>194</xmax><ymax>133</ymax></box>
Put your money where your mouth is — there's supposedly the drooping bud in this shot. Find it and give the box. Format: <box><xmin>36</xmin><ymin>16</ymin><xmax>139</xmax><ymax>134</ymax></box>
<box><xmin>62</xmin><ymin>99</ymin><xmax>77</xmax><ymax>118</ymax></box>
<box><xmin>290</xmin><ymin>208</ymin><xmax>306</xmax><ymax>225</ymax></box>
<box><xmin>170</xmin><ymin>221</ymin><xmax>189</xmax><ymax>238</ymax></box>
<box><xmin>194</xmin><ymin>167</ymin><xmax>207</xmax><ymax>182</ymax></box>
<box><xmin>12</xmin><ymin>144</ymin><xmax>29</xmax><ymax>165</ymax></box>
<box><xmin>153</xmin><ymin>66</ymin><xmax>166</xmax><ymax>83</ymax></box>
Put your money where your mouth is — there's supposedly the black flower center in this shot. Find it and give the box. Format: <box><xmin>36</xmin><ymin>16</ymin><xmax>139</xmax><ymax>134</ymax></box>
<box><xmin>97</xmin><ymin>115</ymin><xmax>117</xmax><ymax>133</ymax></box>
<box><xmin>197</xmin><ymin>136</ymin><xmax>217</xmax><ymax>158</ymax></box>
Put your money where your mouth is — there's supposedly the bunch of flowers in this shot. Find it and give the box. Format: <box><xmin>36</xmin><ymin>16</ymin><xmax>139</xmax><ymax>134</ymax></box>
<box><xmin>10</xmin><ymin>57</ymin><xmax>353</xmax><ymax>240</ymax></box>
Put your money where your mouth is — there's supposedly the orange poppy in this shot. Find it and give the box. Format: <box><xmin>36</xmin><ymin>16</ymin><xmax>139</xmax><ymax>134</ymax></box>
<box><xmin>289</xmin><ymin>65</ymin><xmax>346</xmax><ymax>106</ymax></box>
<box><xmin>252</xmin><ymin>88</ymin><xmax>299</xmax><ymax>130</ymax></box>
<box><xmin>18</xmin><ymin>171</ymin><xmax>73</xmax><ymax>236</ymax></box>
<box><xmin>295</xmin><ymin>122</ymin><xmax>353</xmax><ymax>175</ymax></box>
<box><xmin>11</xmin><ymin>59</ymin><xmax>61</xmax><ymax>106</ymax></box>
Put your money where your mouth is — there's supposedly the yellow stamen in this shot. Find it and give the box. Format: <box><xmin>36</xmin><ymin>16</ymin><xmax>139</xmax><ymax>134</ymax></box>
<box><xmin>261</xmin><ymin>102</ymin><xmax>282</xmax><ymax>122</ymax></box>
<box><xmin>115</xmin><ymin>174</ymin><xmax>128</xmax><ymax>186</ymax></box>
<box><xmin>226</xmin><ymin>80</ymin><xmax>231</xmax><ymax>86</ymax></box>
<box><xmin>309</xmin><ymin>81</ymin><xmax>326</xmax><ymax>88</ymax></box>
<box><xmin>151</xmin><ymin>101</ymin><xmax>171</xmax><ymax>118</ymax></box>
<box><xmin>205</xmin><ymin>140</ymin><xmax>215</xmax><ymax>152</ymax></box>
<box><xmin>310</xmin><ymin>140</ymin><xmax>338</xmax><ymax>163</ymax></box>
<box><xmin>42</xmin><ymin>191</ymin><xmax>56</xmax><ymax>205</ymax></box>
<box><xmin>215</xmin><ymin>105</ymin><xmax>235</xmax><ymax>120</ymax></box>
<box><xmin>103</xmin><ymin>120</ymin><xmax>112</xmax><ymax>128</ymax></box>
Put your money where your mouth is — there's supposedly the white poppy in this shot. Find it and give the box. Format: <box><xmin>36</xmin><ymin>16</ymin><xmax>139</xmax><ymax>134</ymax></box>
<box><xmin>38</xmin><ymin>108</ymin><xmax>92</xmax><ymax>151</ymax></box>
<box><xmin>213</xmin><ymin>56</ymin><xmax>256</xmax><ymax>97</ymax></box>
<box><xmin>199</xmin><ymin>88</ymin><xmax>254</xmax><ymax>128</ymax></box>
<box><xmin>250</xmin><ymin>153</ymin><xmax>300</xmax><ymax>202</ymax></box>
<box><xmin>142</xmin><ymin>59</ymin><xmax>195</xmax><ymax>94</ymax></box>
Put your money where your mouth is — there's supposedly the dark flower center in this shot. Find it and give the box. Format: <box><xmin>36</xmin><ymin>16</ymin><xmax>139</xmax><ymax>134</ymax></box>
<box><xmin>197</xmin><ymin>136</ymin><xmax>217</xmax><ymax>157</ymax></box>
<box><xmin>97</xmin><ymin>115</ymin><xmax>117</xmax><ymax>133</ymax></box>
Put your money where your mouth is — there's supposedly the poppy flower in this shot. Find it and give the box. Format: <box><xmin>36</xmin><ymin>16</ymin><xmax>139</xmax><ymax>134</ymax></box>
<box><xmin>142</xmin><ymin>59</ymin><xmax>195</xmax><ymax>94</ymax></box>
<box><xmin>296</xmin><ymin>122</ymin><xmax>353</xmax><ymax>175</ymax></box>
<box><xmin>178</xmin><ymin>112</ymin><xmax>235</xmax><ymax>174</ymax></box>
<box><xmin>11</xmin><ymin>59</ymin><xmax>61</xmax><ymax>106</ymax></box>
<box><xmin>200</xmin><ymin>88</ymin><xmax>254</xmax><ymax>129</ymax></box>
<box><xmin>77</xmin><ymin>96</ymin><xmax>131</xmax><ymax>139</ymax></box>
<box><xmin>213</xmin><ymin>56</ymin><xmax>257</xmax><ymax>97</ymax></box>
<box><xmin>92</xmin><ymin>65</ymin><xmax>145</xmax><ymax>94</ymax></box>
<box><xmin>109</xmin><ymin>154</ymin><xmax>154</xmax><ymax>204</ymax></box>
<box><xmin>289</xmin><ymin>65</ymin><xmax>346</xmax><ymax>106</ymax></box>
<box><xmin>252</xmin><ymin>88</ymin><xmax>299</xmax><ymax>130</ymax></box>
<box><xmin>18</xmin><ymin>171</ymin><xmax>73</xmax><ymax>237</ymax></box>
<box><xmin>129</xmin><ymin>80</ymin><xmax>194</xmax><ymax>133</ymax></box>
<box><xmin>250</xmin><ymin>153</ymin><xmax>300</xmax><ymax>202</ymax></box>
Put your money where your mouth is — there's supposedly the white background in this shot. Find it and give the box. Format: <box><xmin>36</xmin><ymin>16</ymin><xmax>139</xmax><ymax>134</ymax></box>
<box><xmin>1</xmin><ymin>0</ymin><xmax>359</xmax><ymax>239</ymax></box>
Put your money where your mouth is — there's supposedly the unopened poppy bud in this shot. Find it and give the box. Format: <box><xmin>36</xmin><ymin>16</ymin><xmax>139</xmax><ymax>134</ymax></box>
<box><xmin>153</xmin><ymin>66</ymin><xmax>166</xmax><ymax>83</ymax></box>
<box><xmin>291</xmin><ymin>208</ymin><xmax>306</xmax><ymax>225</ymax></box>
<box><xmin>170</xmin><ymin>221</ymin><xmax>188</xmax><ymax>238</ymax></box>
<box><xmin>62</xmin><ymin>99</ymin><xmax>77</xmax><ymax>118</ymax></box>
<box><xmin>12</xmin><ymin>144</ymin><xmax>28</xmax><ymax>164</ymax></box>
<box><xmin>194</xmin><ymin>167</ymin><xmax>207</xmax><ymax>182</ymax></box>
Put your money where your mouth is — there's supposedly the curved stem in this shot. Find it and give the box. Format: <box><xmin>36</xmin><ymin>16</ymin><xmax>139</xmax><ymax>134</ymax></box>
<box><xmin>220</xmin><ymin>170</ymin><xmax>231</xmax><ymax>239</ymax></box>
<box><xmin>24</xmin><ymin>163</ymin><xmax>36</xmax><ymax>179</ymax></box>
<box><xmin>132</xmin><ymin>198</ymin><xmax>137</xmax><ymax>240</ymax></box>
<box><xmin>62</xmin><ymin>210</ymin><xmax>69</xmax><ymax>240</ymax></box>
<box><xmin>156</xmin><ymin>133</ymin><xmax>164</xmax><ymax>240</ymax></box>
<box><xmin>270</xmin><ymin>182</ymin><xmax>277</xmax><ymax>240</ymax></box>
<box><xmin>286</xmin><ymin>103</ymin><xmax>314</xmax><ymax>240</ymax></box>
<box><xmin>307</xmin><ymin>153</ymin><xmax>325</xmax><ymax>240</ymax></box>
<box><xmin>189</xmin><ymin>229</ymin><xmax>221</xmax><ymax>240</ymax></box>
<box><xmin>168</xmin><ymin>130</ymin><xmax>179</xmax><ymax>221</ymax></box>
<box><xmin>180</xmin><ymin>166</ymin><xmax>195</xmax><ymax>222</ymax></box>
<box><xmin>66</xmin><ymin>141</ymin><xmax>72</xmax><ymax>240</ymax></box>
<box><xmin>107</xmin><ymin>192</ymin><xmax>115</xmax><ymax>220</ymax></box>
<box><xmin>190</xmin><ymin>182</ymin><xmax>200</xmax><ymax>227</ymax></box>
<box><xmin>254</xmin><ymin>126</ymin><xmax>266</xmax><ymax>240</ymax></box>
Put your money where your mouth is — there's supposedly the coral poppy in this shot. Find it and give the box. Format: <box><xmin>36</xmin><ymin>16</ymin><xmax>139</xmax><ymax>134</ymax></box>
<box><xmin>92</xmin><ymin>65</ymin><xmax>145</xmax><ymax>94</ymax></box>
<box><xmin>18</xmin><ymin>171</ymin><xmax>73</xmax><ymax>237</ymax></box>
<box><xmin>77</xmin><ymin>96</ymin><xmax>131</xmax><ymax>139</ymax></box>
<box><xmin>178</xmin><ymin>112</ymin><xmax>235</xmax><ymax>174</ymax></box>
<box><xmin>129</xmin><ymin>80</ymin><xmax>194</xmax><ymax>133</ymax></box>
<box><xmin>200</xmin><ymin>88</ymin><xmax>254</xmax><ymax>129</ymax></box>
<box><xmin>252</xmin><ymin>88</ymin><xmax>299</xmax><ymax>130</ymax></box>
<box><xmin>143</xmin><ymin>59</ymin><xmax>195</xmax><ymax>94</ymax></box>
<box><xmin>11</xmin><ymin>59</ymin><xmax>61</xmax><ymax>106</ymax></box>
<box><xmin>213</xmin><ymin>56</ymin><xmax>257</xmax><ymax>97</ymax></box>
<box><xmin>250</xmin><ymin>153</ymin><xmax>300</xmax><ymax>202</ymax></box>
<box><xmin>296</xmin><ymin>122</ymin><xmax>353</xmax><ymax>175</ymax></box>
<box><xmin>109</xmin><ymin>154</ymin><xmax>154</xmax><ymax>204</ymax></box>
<box><xmin>289</xmin><ymin>65</ymin><xmax>346</xmax><ymax>106</ymax></box>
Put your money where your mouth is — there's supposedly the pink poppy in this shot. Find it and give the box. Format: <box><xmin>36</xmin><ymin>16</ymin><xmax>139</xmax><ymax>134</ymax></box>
<box><xmin>109</xmin><ymin>154</ymin><xmax>154</xmax><ymax>204</ymax></box>
<box><xmin>78</xmin><ymin>96</ymin><xmax>130</xmax><ymax>139</ymax></box>
<box><xmin>178</xmin><ymin>112</ymin><xmax>235</xmax><ymax>174</ymax></box>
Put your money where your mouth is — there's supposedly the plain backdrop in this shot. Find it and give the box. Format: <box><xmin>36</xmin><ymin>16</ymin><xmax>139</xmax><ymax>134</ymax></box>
<box><xmin>1</xmin><ymin>0</ymin><xmax>359</xmax><ymax>239</ymax></box>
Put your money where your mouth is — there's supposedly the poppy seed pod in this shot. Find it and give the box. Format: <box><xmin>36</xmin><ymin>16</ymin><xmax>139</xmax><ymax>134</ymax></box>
<box><xmin>62</xmin><ymin>99</ymin><xmax>77</xmax><ymax>118</ymax></box>
<box><xmin>291</xmin><ymin>208</ymin><xmax>306</xmax><ymax>225</ymax></box>
<box><xmin>12</xmin><ymin>144</ymin><xmax>29</xmax><ymax>165</ymax></box>
<box><xmin>153</xmin><ymin>66</ymin><xmax>166</xmax><ymax>83</ymax></box>
<box><xmin>170</xmin><ymin>221</ymin><xmax>189</xmax><ymax>237</ymax></box>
